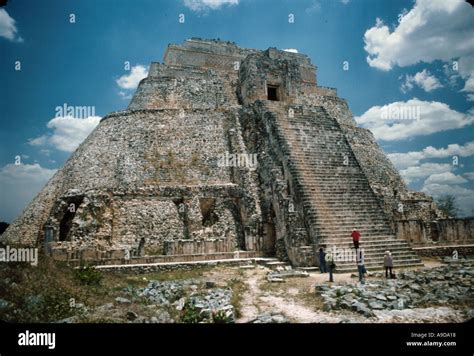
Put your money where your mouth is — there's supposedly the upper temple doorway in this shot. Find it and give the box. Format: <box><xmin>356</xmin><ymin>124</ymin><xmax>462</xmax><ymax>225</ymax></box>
<box><xmin>267</xmin><ymin>85</ymin><xmax>279</xmax><ymax>101</ymax></box>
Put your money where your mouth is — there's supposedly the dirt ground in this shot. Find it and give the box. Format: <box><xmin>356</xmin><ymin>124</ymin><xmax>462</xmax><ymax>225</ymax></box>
<box><xmin>201</xmin><ymin>257</ymin><xmax>469</xmax><ymax>323</ymax></box>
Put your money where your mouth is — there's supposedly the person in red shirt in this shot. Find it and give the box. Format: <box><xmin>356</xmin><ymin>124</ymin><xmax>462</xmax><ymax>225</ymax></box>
<box><xmin>351</xmin><ymin>228</ymin><xmax>360</xmax><ymax>249</ymax></box>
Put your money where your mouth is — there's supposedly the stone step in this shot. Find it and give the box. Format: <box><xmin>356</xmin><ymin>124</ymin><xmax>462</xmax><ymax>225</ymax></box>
<box><xmin>322</xmin><ymin>238</ymin><xmax>407</xmax><ymax>244</ymax></box>
<box><xmin>332</xmin><ymin>257</ymin><xmax>422</xmax><ymax>268</ymax></box>
<box><xmin>334</xmin><ymin>261</ymin><xmax>423</xmax><ymax>273</ymax></box>
<box><xmin>313</xmin><ymin>227</ymin><xmax>392</xmax><ymax>233</ymax></box>
<box><xmin>263</xmin><ymin>103</ymin><xmax>421</xmax><ymax>272</ymax></box>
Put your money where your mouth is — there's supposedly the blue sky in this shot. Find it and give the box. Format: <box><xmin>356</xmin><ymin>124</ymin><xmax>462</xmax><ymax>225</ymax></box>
<box><xmin>1</xmin><ymin>0</ymin><xmax>473</xmax><ymax>222</ymax></box>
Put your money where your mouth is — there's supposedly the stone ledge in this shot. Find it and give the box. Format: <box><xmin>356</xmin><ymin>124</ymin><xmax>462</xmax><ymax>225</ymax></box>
<box><xmin>92</xmin><ymin>257</ymin><xmax>275</xmax><ymax>273</ymax></box>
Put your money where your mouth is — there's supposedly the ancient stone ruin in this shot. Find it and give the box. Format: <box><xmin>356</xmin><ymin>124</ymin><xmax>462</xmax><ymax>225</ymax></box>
<box><xmin>2</xmin><ymin>38</ymin><xmax>473</xmax><ymax>271</ymax></box>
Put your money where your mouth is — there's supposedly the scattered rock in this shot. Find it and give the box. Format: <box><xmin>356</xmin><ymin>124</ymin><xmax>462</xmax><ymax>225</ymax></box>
<box><xmin>115</xmin><ymin>297</ymin><xmax>131</xmax><ymax>304</ymax></box>
<box><xmin>174</xmin><ymin>297</ymin><xmax>186</xmax><ymax>311</ymax></box>
<box><xmin>126</xmin><ymin>311</ymin><xmax>138</xmax><ymax>321</ymax></box>
<box><xmin>205</xmin><ymin>281</ymin><xmax>216</xmax><ymax>289</ymax></box>
<box><xmin>315</xmin><ymin>260</ymin><xmax>474</xmax><ymax>320</ymax></box>
<box><xmin>251</xmin><ymin>313</ymin><xmax>289</xmax><ymax>323</ymax></box>
<box><xmin>368</xmin><ymin>301</ymin><xmax>384</xmax><ymax>310</ymax></box>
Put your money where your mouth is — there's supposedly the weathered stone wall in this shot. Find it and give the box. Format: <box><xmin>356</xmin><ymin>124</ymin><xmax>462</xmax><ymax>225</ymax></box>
<box><xmin>112</xmin><ymin>198</ymin><xmax>184</xmax><ymax>249</ymax></box>
<box><xmin>129</xmin><ymin>69</ymin><xmax>232</xmax><ymax>110</ymax></box>
<box><xmin>413</xmin><ymin>245</ymin><xmax>474</xmax><ymax>257</ymax></box>
<box><xmin>302</xmin><ymin>95</ymin><xmax>356</xmax><ymax>126</ymax></box>
<box><xmin>239</xmin><ymin>50</ymin><xmax>321</xmax><ymax>106</ymax></box>
<box><xmin>396</xmin><ymin>218</ymin><xmax>474</xmax><ymax>245</ymax></box>
<box><xmin>164</xmin><ymin>38</ymin><xmax>257</xmax><ymax>71</ymax></box>
<box><xmin>163</xmin><ymin>238</ymin><xmax>235</xmax><ymax>255</ymax></box>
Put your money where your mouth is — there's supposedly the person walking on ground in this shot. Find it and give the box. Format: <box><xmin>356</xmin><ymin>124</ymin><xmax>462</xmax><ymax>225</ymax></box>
<box><xmin>351</xmin><ymin>228</ymin><xmax>361</xmax><ymax>249</ymax></box>
<box><xmin>384</xmin><ymin>251</ymin><xmax>394</xmax><ymax>278</ymax></box>
<box><xmin>356</xmin><ymin>248</ymin><xmax>366</xmax><ymax>284</ymax></box>
<box><xmin>325</xmin><ymin>250</ymin><xmax>335</xmax><ymax>282</ymax></box>
<box><xmin>319</xmin><ymin>247</ymin><xmax>327</xmax><ymax>273</ymax></box>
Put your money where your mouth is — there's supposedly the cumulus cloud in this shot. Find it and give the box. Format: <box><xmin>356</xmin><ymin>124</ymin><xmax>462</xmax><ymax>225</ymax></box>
<box><xmin>29</xmin><ymin>116</ymin><xmax>101</xmax><ymax>152</ymax></box>
<box><xmin>116</xmin><ymin>65</ymin><xmax>148</xmax><ymax>90</ymax></box>
<box><xmin>363</xmin><ymin>0</ymin><xmax>474</xmax><ymax>99</ymax></box>
<box><xmin>399</xmin><ymin>163</ymin><xmax>452</xmax><ymax>184</ymax></box>
<box><xmin>283</xmin><ymin>49</ymin><xmax>298</xmax><ymax>53</ymax></box>
<box><xmin>387</xmin><ymin>141</ymin><xmax>474</xmax><ymax>170</ymax></box>
<box><xmin>355</xmin><ymin>99</ymin><xmax>474</xmax><ymax>141</ymax></box>
<box><xmin>183</xmin><ymin>0</ymin><xmax>238</xmax><ymax>12</ymax></box>
<box><xmin>424</xmin><ymin>172</ymin><xmax>467</xmax><ymax>185</ymax></box>
<box><xmin>400</xmin><ymin>69</ymin><xmax>443</xmax><ymax>93</ymax></box>
<box><xmin>0</xmin><ymin>9</ymin><xmax>22</xmax><ymax>42</ymax></box>
<box><xmin>422</xmin><ymin>183</ymin><xmax>474</xmax><ymax>217</ymax></box>
<box><xmin>0</xmin><ymin>163</ymin><xmax>57</xmax><ymax>222</ymax></box>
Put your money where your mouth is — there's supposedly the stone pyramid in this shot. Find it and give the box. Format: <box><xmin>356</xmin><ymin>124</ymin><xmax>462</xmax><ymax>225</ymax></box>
<box><xmin>2</xmin><ymin>38</ymin><xmax>441</xmax><ymax>270</ymax></box>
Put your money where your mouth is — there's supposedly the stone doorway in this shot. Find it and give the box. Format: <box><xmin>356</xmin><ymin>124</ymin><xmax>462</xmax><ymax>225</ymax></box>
<box><xmin>264</xmin><ymin>204</ymin><xmax>277</xmax><ymax>255</ymax></box>
<box><xmin>267</xmin><ymin>85</ymin><xmax>279</xmax><ymax>101</ymax></box>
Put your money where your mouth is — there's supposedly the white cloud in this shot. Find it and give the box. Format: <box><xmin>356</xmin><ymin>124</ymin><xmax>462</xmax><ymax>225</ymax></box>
<box><xmin>341</xmin><ymin>0</ymin><xmax>350</xmax><ymax>4</ymax></box>
<box><xmin>443</xmin><ymin>63</ymin><xmax>461</xmax><ymax>88</ymax></box>
<box><xmin>183</xmin><ymin>0</ymin><xmax>238</xmax><ymax>11</ymax></box>
<box><xmin>388</xmin><ymin>141</ymin><xmax>474</xmax><ymax>170</ymax></box>
<box><xmin>422</xmin><ymin>183</ymin><xmax>474</xmax><ymax>217</ymax></box>
<box><xmin>118</xmin><ymin>91</ymin><xmax>133</xmax><ymax>100</ymax></box>
<box><xmin>363</xmin><ymin>0</ymin><xmax>474</xmax><ymax>99</ymax></box>
<box><xmin>364</xmin><ymin>0</ymin><xmax>474</xmax><ymax>70</ymax></box>
<box><xmin>116</xmin><ymin>65</ymin><xmax>148</xmax><ymax>90</ymax></box>
<box><xmin>0</xmin><ymin>9</ymin><xmax>22</xmax><ymax>42</ymax></box>
<box><xmin>283</xmin><ymin>49</ymin><xmax>298</xmax><ymax>53</ymax></box>
<box><xmin>424</xmin><ymin>172</ymin><xmax>467</xmax><ymax>185</ymax></box>
<box><xmin>0</xmin><ymin>163</ymin><xmax>57</xmax><ymax>222</ymax></box>
<box><xmin>29</xmin><ymin>116</ymin><xmax>101</xmax><ymax>152</ymax></box>
<box><xmin>400</xmin><ymin>69</ymin><xmax>443</xmax><ymax>93</ymax></box>
<box><xmin>464</xmin><ymin>172</ymin><xmax>474</xmax><ymax>180</ymax></box>
<box><xmin>462</xmin><ymin>75</ymin><xmax>474</xmax><ymax>93</ymax></box>
<box><xmin>399</xmin><ymin>163</ymin><xmax>452</xmax><ymax>184</ymax></box>
<box><xmin>355</xmin><ymin>99</ymin><xmax>474</xmax><ymax>141</ymax></box>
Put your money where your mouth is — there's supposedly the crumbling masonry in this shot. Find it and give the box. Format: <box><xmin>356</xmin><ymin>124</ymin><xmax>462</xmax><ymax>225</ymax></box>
<box><xmin>3</xmin><ymin>39</ymin><xmax>472</xmax><ymax>271</ymax></box>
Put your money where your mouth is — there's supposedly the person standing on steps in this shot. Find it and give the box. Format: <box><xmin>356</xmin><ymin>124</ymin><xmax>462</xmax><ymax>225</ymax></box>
<box><xmin>325</xmin><ymin>250</ymin><xmax>335</xmax><ymax>282</ymax></box>
<box><xmin>356</xmin><ymin>248</ymin><xmax>366</xmax><ymax>284</ymax></box>
<box><xmin>384</xmin><ymin>251</ymin><xmax>394</xmax><ymax>278</ymax></box>
<box><xmin>319</xmin><ymin>247</ymin><xmax>327</xmax><ymax>273</ymax></box>
<box><xmin>351</xmin><ymin>228</ymin><xmax>361</xmax><ymax>249</ymax></box>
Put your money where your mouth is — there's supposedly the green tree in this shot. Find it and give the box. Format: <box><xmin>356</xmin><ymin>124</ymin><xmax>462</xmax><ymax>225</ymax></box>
<box><xmin>436</xmin><ymin>195</ymin><xmax>459</xmax><ymax>218</ymax></box>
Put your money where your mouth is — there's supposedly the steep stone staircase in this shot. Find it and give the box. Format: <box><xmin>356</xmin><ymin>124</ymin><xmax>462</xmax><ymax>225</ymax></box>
<box><xmin>261</xmin><ymin>100</ymin><xmax>422</xmax><ymax>272</ymax></box>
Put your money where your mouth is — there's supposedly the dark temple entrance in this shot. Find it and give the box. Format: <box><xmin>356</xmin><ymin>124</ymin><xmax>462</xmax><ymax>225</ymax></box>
<box><xmin>264</xmin><ymin>204</ymin><xmax>277</xmax><ymax>255</ymax></box>
<box><xmin>59</xmin><ymin>196</ymin><xmax>83</xmax><ymax>241</ymax></box>
<box><xmin>267</xmin><ymin>85</ymin><xmax>279</xmax><ymax>101</ymax></box>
